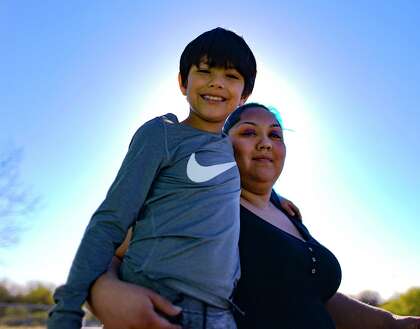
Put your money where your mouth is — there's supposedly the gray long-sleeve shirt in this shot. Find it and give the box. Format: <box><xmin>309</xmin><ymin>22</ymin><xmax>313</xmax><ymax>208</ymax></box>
<box><xmin>47</xmin><ymin>113</ymin><xmax>241</xmax><ymax>329</ymax></box>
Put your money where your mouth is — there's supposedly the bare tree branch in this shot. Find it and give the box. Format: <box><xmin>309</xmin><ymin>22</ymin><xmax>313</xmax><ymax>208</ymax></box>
<box><xmin>0</xmin><ymin>148</ymin><xmax>39</xmax><ymax>248</ymax></box>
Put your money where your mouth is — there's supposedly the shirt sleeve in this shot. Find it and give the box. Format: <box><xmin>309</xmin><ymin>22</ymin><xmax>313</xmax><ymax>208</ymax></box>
<box><xmin>47</xmin><ymin>117</ymin><xmax>167</xmax><ymax>329</ymax></box>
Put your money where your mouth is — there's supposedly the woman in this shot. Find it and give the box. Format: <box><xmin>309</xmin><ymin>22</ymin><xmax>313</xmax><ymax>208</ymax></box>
<box><xmin>225</xmin><ymin>103</ymin><xmax>340</xmax><ymax>328</ymax></box>
<box><xmin>89</xmin><ymin>103</ymin><xmax>420</xmax><ymax>329</ymax></box>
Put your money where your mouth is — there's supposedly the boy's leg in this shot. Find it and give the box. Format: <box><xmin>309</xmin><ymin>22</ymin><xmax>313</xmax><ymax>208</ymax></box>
<box><xmin>120</xmin><ymin>264</ymin><xmax>236</xmax><ymax>328</ymax></box>
<box><xmin>168</xmin><ymin>294</ymin><xmax>237</xmax><ymax>329</ymax></box>
<box><xmin>147</xmin><ymin>281</ymin><xmax>236</xmax><ymax>328</ymax></box>
<box><xmin>180</xmin><ymin>307</ymin><xmax>236</xmax><ymax>329</ymax></box>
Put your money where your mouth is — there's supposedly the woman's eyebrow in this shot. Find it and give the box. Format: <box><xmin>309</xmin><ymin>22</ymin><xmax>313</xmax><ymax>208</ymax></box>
<box><xmin>238</xmin><ymin>121</ymin><xmax>257</xmax><ymax>126</ymax></box>
<box><xmin>238</xmin><ymin>121</ymin><xmax>281</xmax><ymax>128</ymax></box>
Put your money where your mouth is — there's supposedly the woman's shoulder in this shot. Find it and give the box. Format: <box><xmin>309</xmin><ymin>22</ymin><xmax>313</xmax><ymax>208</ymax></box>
<box><xmin>269</xmin><ymin>190</ymin><xmax>314</xmax><ymax>238</ymax></box>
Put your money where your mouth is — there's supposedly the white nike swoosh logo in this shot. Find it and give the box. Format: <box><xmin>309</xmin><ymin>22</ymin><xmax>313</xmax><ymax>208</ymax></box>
<box><xmin>186</xmin><ymin>153</ymin><xmax>236</xmax><ymax>183</ymax></box>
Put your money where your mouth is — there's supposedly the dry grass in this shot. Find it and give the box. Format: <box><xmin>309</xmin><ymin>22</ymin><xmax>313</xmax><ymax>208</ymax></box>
<box><xmin>0</xmin><ymin>324</ymin><xmax>102</xmax><ymax>329</ymax></box>
<box><xmin>0</xmin><ymin>326</ymin><xmax>103</xmax><ymax>329</ymax></box>
<box><xmin>0</xmin><ymin>324</ymin><xmax>103</xmax><ymax>329</ymax></box>
<box><xmin>0</xmin><ymin>327</ymin><xmax>45</xmax><ymax>329</ymax></box>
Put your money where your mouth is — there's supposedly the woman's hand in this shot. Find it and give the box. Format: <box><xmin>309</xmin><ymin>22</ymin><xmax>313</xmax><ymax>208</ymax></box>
<box><xmin>88</xmin><ymin>258</ymin><xmax>182</xmax><ymax>329</ymax></box>
<box><xmin>278</xmin><ymin>196</ymin><xmax>302</xmax><ymax>220</ymax></box>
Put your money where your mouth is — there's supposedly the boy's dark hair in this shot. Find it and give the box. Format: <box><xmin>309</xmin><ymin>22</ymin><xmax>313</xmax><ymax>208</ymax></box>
<box><xmin>179</xmin><ymin>27</ymin><xmax>257</xmax><ymax>98</ymax></box>
<box><xmin>222</xmin><ymin>102</ymin><xmax>282</xmax><ymax>135</ymax></box>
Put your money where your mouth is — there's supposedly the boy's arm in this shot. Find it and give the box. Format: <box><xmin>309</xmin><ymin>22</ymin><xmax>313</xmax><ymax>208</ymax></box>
<box><xmin>326</xmin><ymin>292</ymin><xmax>420</xmax><ymax>329</ymax></box>
<box><xmin>47</xmin><ymin>119</ymin><xmax>166</xmax><ymax>329</ymax></box>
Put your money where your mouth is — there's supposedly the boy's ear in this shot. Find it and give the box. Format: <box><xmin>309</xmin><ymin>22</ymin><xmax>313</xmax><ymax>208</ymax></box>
<box><xmin>239</xmin><ymin>94</ymin><xmax>249</xmax><ymax>106</ymax></box>
<box><xmin>178</xmin><ymin>73</ymin><xmax>187</xmax><ymax>96</ymax></box>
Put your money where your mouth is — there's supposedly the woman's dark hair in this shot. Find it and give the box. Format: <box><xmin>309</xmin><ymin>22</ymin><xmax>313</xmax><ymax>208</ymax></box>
<box><xmin>179</xmin><ymin>27</ymin><xmax>257</xmax><ymax>98</ymax></box>
<box><xmin>222</xmin><ymin>102</ymin><xmax>282</xmax><ymax>135</ymax></box>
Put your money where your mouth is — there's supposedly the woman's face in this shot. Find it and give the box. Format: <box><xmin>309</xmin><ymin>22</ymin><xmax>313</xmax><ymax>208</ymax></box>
<box><xmin>229</xmin><ymin>107</ymin><xmax>286</xmax><ymax>190</ymax></box>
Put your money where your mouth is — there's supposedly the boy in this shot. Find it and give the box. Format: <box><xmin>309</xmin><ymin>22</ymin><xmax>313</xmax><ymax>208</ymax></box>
<box><xmin>47</xmin><ymin>27</ymin><xmax>256</xmax><ymax>329</ymax></box>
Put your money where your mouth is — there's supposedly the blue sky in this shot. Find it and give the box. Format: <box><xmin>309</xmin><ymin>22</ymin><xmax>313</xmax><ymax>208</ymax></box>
<box><xmin>0</xmin><ymin>1</ymin><xmax>419</xmax><ymax>300</ymax></box>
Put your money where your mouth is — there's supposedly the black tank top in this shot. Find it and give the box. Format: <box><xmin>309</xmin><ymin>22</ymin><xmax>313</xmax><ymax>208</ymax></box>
<box><xmin>234</xmin><ymin>197</ymin><xmax>341</xmax><ymax>329</ymax></box>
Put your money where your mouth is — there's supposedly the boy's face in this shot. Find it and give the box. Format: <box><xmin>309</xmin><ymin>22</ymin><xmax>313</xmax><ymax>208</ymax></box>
<box><xmin>179</xmin><ymin>61</ymin><xmax>248</xmax><ymax>132</ymax></box>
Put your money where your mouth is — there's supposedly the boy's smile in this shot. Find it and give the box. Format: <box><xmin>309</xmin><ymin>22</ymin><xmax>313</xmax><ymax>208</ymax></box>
<box><xmin>180</xmin><ymin>62</ymin><xmax>248</xmax><ymax>133</ymax></box>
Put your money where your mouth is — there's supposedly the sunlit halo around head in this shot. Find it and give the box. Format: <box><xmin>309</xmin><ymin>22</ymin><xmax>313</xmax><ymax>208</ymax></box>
<box><xmin>130</xmin><ymin>72</ymin><xmax>189</xmax><ymax>127</ymax></box>
<box><xmin>247</xmin><ymin>62</ymin><xmax>316</xmax><ymax>178</ymax></box>
<box><xmin>132</xmin><ymin>63</ymin><xmax>311</xmax><ymax>133</ymax></box>
<box><xmin>248</xmin><ymin>61</ymin><xmax>308</xmax><ymax>133</ymax></box>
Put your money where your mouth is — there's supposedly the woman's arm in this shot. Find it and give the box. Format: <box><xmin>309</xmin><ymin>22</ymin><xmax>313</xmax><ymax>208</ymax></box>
<box><xmin>88</xmin><ymin>229</ymin><xmax>182</xmax><ymax>329</ymax></box>
<box><xmin>326</xmin><ymin>292</ymin><xmax>420</xmax><ymax>329</ymax></box>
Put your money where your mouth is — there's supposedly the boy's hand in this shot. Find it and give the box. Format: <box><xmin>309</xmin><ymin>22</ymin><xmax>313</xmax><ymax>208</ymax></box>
<box><xmin>278</xmin><ymin>196</ymin><xmax>302</xmax><ymax>220</ymax></box>
<box><xmin>90</xmin><ymin>273</ymin><xmax>182</xmax><ymax>329</ymax></box>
